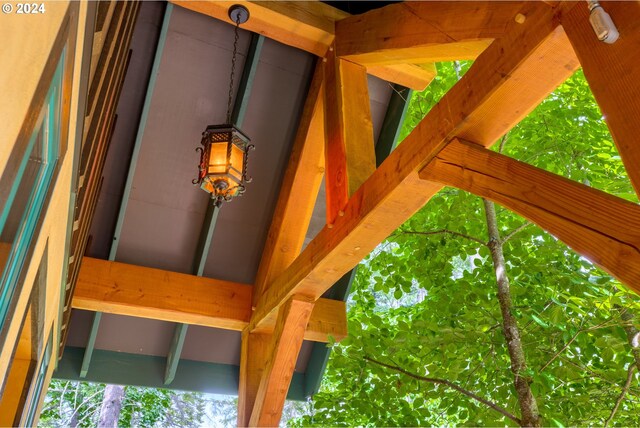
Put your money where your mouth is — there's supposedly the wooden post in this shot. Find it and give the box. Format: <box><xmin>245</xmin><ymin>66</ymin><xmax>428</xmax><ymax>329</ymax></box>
<box><xmin>324</xmin><ymin>45</ymin><xmax>375</xmax><ymax>224</ymax></box>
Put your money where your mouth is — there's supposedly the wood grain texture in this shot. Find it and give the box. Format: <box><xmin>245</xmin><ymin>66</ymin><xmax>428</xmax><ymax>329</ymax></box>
<box><xmin>420</xmin><ymin>138</ymin><xmax>640</xmax><ymax>293</ymax></box>
<box><xmin>238</xmin><ymin>331</ymin><xmax>271</xmax><ymax>427</ymax></box>
<box><xmin>249</xmin><ymin>1</ymin><xmax>579</xmax><ymax>331</ymax></box>
<box><xmin>324</xmin><ymin>48</ymin><xmax>375</xmax><ymax>224</ymax></box>
<box><xmin>335</xmin><ymin>1</ymin><xmax>524</xmax><ymax>65</ymax></box>
<box><xmin>561</xmin><ymin>1</ymin><xmax>640</xmax><ymax>196</ymax></box>
<box><xmin>249</xmin><ymin>296</ymin><xmax>314</xmax><ymax>427</ymax></box>
<box><xmin>253</xmin><ymin>296</ymin><xmax>346</xmax><ymax>343</ymax></box>
<box><xmin>73</xmin><ymin>257</ymin><xmax>346</xmax><ymax>342</ymax></box>
<box><xmin>170</xmin><ymin>0</ymin><xmax>433</xmax><ymax>89</ymax></box>
<box><xmin>171</xmin><ymin>0</ymin><xmax>344</xmax><ymax>57</ymax></box>
<box><xmin>252</xmin><ymin>63</ymin><xmax>325</xmax><ymax>307</ymax></box>
<box><xmin>366</xmin><ymin>63</ymin><xmax>437</xmax><ymax>92</ymax></box>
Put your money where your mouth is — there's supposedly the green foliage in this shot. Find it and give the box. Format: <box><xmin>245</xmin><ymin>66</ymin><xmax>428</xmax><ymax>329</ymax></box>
<box><xmin>290</xmin><ymin>63</ymin><xmax>640</xmax><ymax>427</ymax></box>
<box><xmin>38</xmin><ymin>381</ymin><xmax>206</xmax><ymax>427</ymax></box>
<box><xmin>39</xmin><ymin>381</ymin><xmax>309</xmax><ymax>427</ymax></box>
<box><xmin>119</xmin><ymin>386</ymin><xmax>172</xmax><ymax>427</ymax></box>
<box><xmin>39</xmin><ymin>381</ymin><xmax>104</xmax><ymax>427</ymax></box>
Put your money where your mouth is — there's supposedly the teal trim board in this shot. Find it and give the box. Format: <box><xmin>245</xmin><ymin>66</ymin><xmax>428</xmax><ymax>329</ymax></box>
<box><xmin>164</xmin><ymin>322</ymin><xmax>188</xmax><ymax>385</ymax></box>
<box><xmin>375</xmin><ymin>84</ymin><xmax>413</xmax><ymax>167</ymax></box>
<box><xmin>231</xmin><ymin>33</ymin><xmax>264</xmax><ymax>128</ymax></box>
<box><xmin>0</xmin><ymin>50</ymin><xmax>65</xmax><ymax>334</ymax></box>
<box><xmin>55</xmin><ymin>347</ymin><xmax>307</xmax><ymax>401</ymax></box>
<box><xmin>109</xmin><ymin>3</ymin><xmax>173</xmax><ymax>260</ymax></box>
<box><xmin>24</xmin><ymin>327</ymin><xmax>54</xmax><ymax>426</ymax></box>
<box><xmin>304</xmin><ymin>269</ymin><xmax>356</xmax><ymax>397</ymax></box>
<box><xmin>79</xmin><ymin>311</ymin><xmax>102</xmax><ymax>377</ymax></box>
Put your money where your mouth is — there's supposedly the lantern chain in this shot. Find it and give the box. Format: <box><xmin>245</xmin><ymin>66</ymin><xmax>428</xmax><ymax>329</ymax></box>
<box><xmin>226</xmin><ymin>14</ymin><xmax>241</xmax><ymax>124</ymax></box>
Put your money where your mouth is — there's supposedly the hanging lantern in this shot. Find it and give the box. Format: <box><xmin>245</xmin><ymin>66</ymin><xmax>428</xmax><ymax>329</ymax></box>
<box><xmin>193</xmin><ymin>4</ymin><xmax>253</xmax><ymax>206</ymax></box>
<box><xmin>194</xmin><ymin>124</ymin><xmax>253</xmax><ymax>205</ymax></box>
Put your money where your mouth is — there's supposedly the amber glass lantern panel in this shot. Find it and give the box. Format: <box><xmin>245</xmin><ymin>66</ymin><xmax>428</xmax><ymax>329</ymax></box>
<box><xmin>229</xmin><ymin>143</ymin><xmax>244</xmax><ymax>181</ymax></box>
<box><xmin>208</xmin><ymin>142</ymin><xmax>229</xmax><ymax>175</ymax></box>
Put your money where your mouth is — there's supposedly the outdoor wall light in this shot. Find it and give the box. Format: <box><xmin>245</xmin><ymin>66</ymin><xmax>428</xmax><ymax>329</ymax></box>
<box><xmin>587</xmin><ymin>0</ymin><xmax>619</xmax><ymax>44</ymax></box>
<box><xmin>193</xmin><ymin>4</ymin><xmax>254</xmax><ymax>206</ymax></box>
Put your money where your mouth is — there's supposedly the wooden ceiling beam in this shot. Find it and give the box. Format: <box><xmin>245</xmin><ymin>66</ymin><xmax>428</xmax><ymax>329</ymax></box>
<box><xmin>420</xmin><ymin>138</ymin><xmax>640</xmax><ymax>293</ymax></box>
<box><xmin>169</xmin><ymin>0</ymin><xmax>434</xmax><ymax>90</ymax></box>
<box><xmin>324</xmin><ymin>47</ymin><xmax>376</xmax><ymax>224</ymax></box>
<box><xmin>367</xmin><ymin>63</ymin><xmax>436</xmax><ymax>94</ymax></box>
<box><xmin>560</xmin><ymin>1</ymin><xmax>640</xmax><ymax>197</ymax></box>
<box><xmin>248</xmin><ymin>2</ymin><xmax>579</xmax><ymax>332</ymax></box>
<box><xmin>171</xmin><ymin>0</ymin><xmax>344</xmax><ymax>57</ymax></box>
<box><xmin>335</xmin><ymin>1</ymin><xmax>525</xmax><ymax>66</ymax></box>
<box><xmin>73</xmin><ymin>257</ymin><xmax>346</xmax><ymax>343</ymax></box>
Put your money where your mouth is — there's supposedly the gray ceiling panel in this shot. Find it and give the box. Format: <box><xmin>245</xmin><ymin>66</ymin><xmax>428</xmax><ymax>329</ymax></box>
<box><xmin>115</xmin><ymin>198</ymin><xmax>205</xmax><ymax>272</ymax></box>
<box><xmin>65</xmin><ymin>309</ymin><xmax>94</xmax><ymax>349</ymax></box>
<box><xmin>204</xmin><ymin>37</ymin><xmax>314</xmax><ymax>283</ymax></box>
<box><xmin>93</xmin><ymin>314</ymin><xmax>174</xmax><ymax>357</ymax></box>
<box><xmin>181</xmin><ymin>325</ymin><xmax>241</xmax><ymax>365</ymax></box>
<box><xmin>369</xmin><ymin>75</ymin><xmax>393</xmax><ymax>143</ymax></box>
<box><xmin>116</xmin><ymin>5</ymin><xmax>251</xmax><ymax>273</ymax></box>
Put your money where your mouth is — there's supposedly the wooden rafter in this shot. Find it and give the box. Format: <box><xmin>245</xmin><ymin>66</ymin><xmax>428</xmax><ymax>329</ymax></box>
<box><xmin>73</xmin><ymin>257</ymin><xmax>347</xmax><ymax>343</ymax></box>
<box><xmin>369</xmin><ymin>63</ymin><xmax>437</xmax><ymax>92</ymax></box>
<box><xmin>252</xmin><ymin>63</ymin><xmax>325</xmax><ymax>306</ymax></box>
<box><xmin>324</xmin><ymin>46</ymin><xmax>376</xmax><ymax>224</ymax></box>
<box><xmin>169</xmin><ymin>0</ymin><xmax>435</xmax><ymax>90</ymax></box>
<box><xmin>420</xmin><ymin>138</ymin><xmax>640</xmax><ymax>293</ymax></box>
<box><xmin>248</xmin><ymin>1</ymin><xmax>579</xmax><ymax>332</ymax></box>
<box><xmin>560</xmin><ymin>1</ymin><xmax>640</xmax><ymax>197</ymax></box>
<box><xmin>335</xmin><ymin>1</ymin><xmax>524</xmax><ymax>65</ymax></box>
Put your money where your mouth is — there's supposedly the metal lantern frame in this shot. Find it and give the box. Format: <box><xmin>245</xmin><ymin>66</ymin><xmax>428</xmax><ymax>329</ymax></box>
<box><xmin>193</xmin><ymin>124</ymin><xmax>254</xmax><ymax>206</ymax></box>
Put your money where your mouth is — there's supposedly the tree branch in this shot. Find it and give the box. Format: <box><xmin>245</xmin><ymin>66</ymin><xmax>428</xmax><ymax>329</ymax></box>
<box><xmin>605</xmin><ymin>365</ymin><xmax>636</xmax><ymax>426</ymax></box>
<box><xmin>363</xmin><ymin>356</ymin><xmax>521</xmax><ymax>425</ymax></box>
<box><xmin>539</xmin><ymin>318</ymin><xmax>614</xmax><ymax>372</ymax></box>
<box><xmin>552</xmin><ymin>354</ymin><xmax>640</xmax><ymax>397</ymax></box>
<box><xmin>483</xmin><ymin>198</ymin><xmax>540</xmax><ymax>427</ymax></box>
<box><xmin>394</xmin><ymin>230</ymin><xmax>486</xmax><ymax>246</ymax></box>
<box><xmin>68</xmin><ymin>389</ymin><xmax>106</xmax><ymax>427</ymax></box>
<box><xmin>501</xmin><ymin>222</ymin><xmax>532</xmax><ymax>244</ymax></box>
<box><xmin>540</xmin><ymin>329</ymin><xmax>581</xmax><ymax>372</ymax></box>
<box><xmin>617</xmin><ymin>305</ymin><xmax>640</xmax><ymax>372</ymax></box>
<box><xmin>498</xmin><ymin>133</ymin><xmax>509</xmax><ymax>154</ymax></box>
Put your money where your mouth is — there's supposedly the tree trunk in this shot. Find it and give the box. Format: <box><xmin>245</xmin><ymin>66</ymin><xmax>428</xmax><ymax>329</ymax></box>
<box><xmin>69</xmin><ymin>405</ymin><xmax>80</xmax><ymax>428</ymax></box>
<box><xmin>618</xmin><ymin>306</ymin><xmax>640</xmax><ymax>371</ymax></box>
<box><xmin>69</xmin><ymin>383</ymin><xmax>82</xmax><ymax>428</ymax></box>
<box><xmin>483</xmin><ymin>199</ymin><xmax>541</xmax><ymax>427</ymax></box>
<box><xmin>98</xmin><ymin>384</ymin><xmax>125</xmax><ymax>428</ymax></box>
